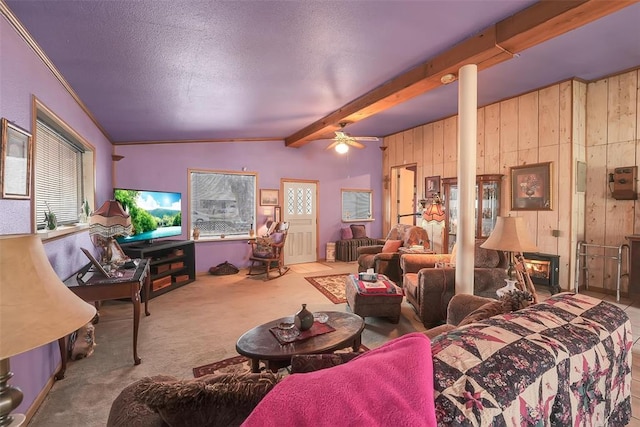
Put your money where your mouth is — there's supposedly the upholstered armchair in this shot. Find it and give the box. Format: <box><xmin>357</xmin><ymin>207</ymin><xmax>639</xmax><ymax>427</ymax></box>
<box><xmin>399</xmin><ymin>239</ymin><xmax>508</xmax><ymax>327</ymax></box>
<box><xmin>356</xmin><ymin>224</ymin><xmax>429</xmax><ymax>283</ymax></box>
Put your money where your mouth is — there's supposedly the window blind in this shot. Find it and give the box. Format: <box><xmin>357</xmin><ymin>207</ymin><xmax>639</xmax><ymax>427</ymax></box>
<box><xmin>35</xmin><ymin>120</ymin><xmax>82</xmax><ymax>228</ymax></box>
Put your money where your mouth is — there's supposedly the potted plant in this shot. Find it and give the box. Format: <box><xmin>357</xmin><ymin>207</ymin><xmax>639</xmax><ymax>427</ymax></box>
<box><xmin>80</xmin><ymin>200</ymin><xmax>91</xmax><ymax>223</ymax></box>
<box><xmin>44</xmin><ymin>202</ymin><xmax>57</xmax><ymax>230</ymax></box>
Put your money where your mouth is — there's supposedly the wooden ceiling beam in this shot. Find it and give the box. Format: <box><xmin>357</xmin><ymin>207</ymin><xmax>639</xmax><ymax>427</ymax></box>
<box><xmin>285</xmin><ymin>0</ymin><xmax>638</xmax><ymax>148</ymax></box>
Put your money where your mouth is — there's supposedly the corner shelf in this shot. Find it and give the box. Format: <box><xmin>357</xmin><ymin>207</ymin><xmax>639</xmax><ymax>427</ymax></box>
<box><xmin>121</xmin><ymin>240</ymin><xmax>195</xmax><ymax>299</ymax></box>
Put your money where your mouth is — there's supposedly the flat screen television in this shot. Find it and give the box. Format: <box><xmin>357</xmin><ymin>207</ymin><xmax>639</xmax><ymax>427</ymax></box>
<box><xmin>114</xmin><ymin>188</ymin><xmax>182</xmax><ymax>245</ymax></box>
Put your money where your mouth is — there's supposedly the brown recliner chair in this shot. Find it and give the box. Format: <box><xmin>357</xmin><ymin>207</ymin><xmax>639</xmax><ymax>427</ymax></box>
<box><xmin>399</xmin><ymin>239</ymin><xmax>508</xmax><ymax>327</ymax></box>
<box><xmin>356</xmin><ymin>224</ymin><xmax>429</xmax><ymax>284</ymax></box>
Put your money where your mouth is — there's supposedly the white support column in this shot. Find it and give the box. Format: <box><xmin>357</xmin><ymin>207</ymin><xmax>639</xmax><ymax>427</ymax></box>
<box><xmin>455</xmin><ymin>64</ymin><xmax>478</xmax><ymax>295</ymax></box>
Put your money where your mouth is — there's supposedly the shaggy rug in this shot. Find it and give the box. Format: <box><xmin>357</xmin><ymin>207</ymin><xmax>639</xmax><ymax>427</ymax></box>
<box><xmin>193</xmin><ymin>345</ymin><xmax>369</xmax><ymax>378</ymax></box>
<box><xmin>304</xmin><ymin>273</ymin><xmax>350</xmax><ymax>304</ymax></box>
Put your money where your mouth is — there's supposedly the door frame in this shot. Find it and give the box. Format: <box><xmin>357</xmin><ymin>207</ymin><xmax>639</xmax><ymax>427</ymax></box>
<box><xmin>390</xmin><ymin>163</ymin><xmax>418</xmax><ymax>226</ymax></box>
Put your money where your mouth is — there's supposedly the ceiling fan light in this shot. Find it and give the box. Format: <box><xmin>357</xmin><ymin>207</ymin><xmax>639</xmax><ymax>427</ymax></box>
<box><xmin>335</xmin><ymin>141</ymin><xmax>349</xmax><ymax>154</ymax></box>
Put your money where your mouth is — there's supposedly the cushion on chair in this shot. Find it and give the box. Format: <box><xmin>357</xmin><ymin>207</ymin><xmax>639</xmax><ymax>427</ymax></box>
<box><xmin>253</xmin><ymin>237</ymin><xmax>274</xmax><ymax>258</ymax></box>
<box><xmin>457</xmin><ymin>300</ymin><xmax>505</xmax><ymax>326</ymax></box>
<box><xmin>270</xmin><ymin>232</ymin><xmax>285</xmax><ymax>244</ymax></box>
<box><xmin>350</xmin><ymin>224</ymin><xmax>367</xmax><ymax>239</ymax></box>
<box><xmin>135</xmin><ymin>372</ymin><xmax>280</xmax><ymax>427</ymax></box>
<box><xmin>474</xmin><ymin>243</ymin><xmax>500</xmax><ymax>268</ymax></box>
<box><xmin>403</xmin><ymin>226</ymin><xmax>428</xmax><ymax>247</ymax></box>
<box><xmin>382</xmin><ymin>239</ymin><xmax>403</xmax><ymax>253</ymax></box>
<box><xmin>340</xmin><ymin>227</ymin><xmax>353</xmax><ymax>240</ymax></box>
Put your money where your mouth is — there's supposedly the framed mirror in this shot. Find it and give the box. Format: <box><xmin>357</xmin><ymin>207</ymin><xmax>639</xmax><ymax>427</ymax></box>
<box><xmin>341</xmin><ymin>189</ymin><xmax>373</xmax><ymax>222</ymax></box>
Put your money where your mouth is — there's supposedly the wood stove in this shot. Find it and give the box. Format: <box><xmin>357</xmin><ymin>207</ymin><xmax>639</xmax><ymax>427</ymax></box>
<box><xmin>523</xmin><ymin>252</ymin><xmax>560</xmax><ymax>294</ymax></box>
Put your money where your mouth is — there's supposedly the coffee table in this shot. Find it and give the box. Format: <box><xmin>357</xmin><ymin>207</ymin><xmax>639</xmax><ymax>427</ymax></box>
<box><xmin>235</xmin><ymin>311</ymin><xmax>365</xmax><ymax>373</ymax></box>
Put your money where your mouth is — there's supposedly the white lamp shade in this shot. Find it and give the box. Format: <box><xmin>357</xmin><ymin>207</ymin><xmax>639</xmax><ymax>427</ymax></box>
<box><xmin>335</xmin><ymin>141</ymin><xmax>349</xmax><ymax>154</ymax></box>
<box><xmin>480</xmin><ymin>216</ymin><xmax>538</xmax><ymax>253</ymax></box>
<box><xmin>0</xmin><ymin>235</ymin><xmax>96</xmax><ymax>359</ymax></box>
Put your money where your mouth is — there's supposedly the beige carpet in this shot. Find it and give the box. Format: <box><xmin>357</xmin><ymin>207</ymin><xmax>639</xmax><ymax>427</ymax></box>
<box><xmin>27</xmin><ymin>262</ymin><xmax>427</xmax><ymax>427</ymax></box>
<box><xmin>289</xmin><ymin>262</ymin><xmax>335</xmax><ymax>274</ymax></box>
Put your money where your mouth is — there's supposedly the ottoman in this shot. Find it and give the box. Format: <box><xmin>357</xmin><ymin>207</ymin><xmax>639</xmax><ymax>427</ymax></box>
<box><xmin>345</xmin><ymin>274</ymin><xmax>403</xmax><ymax>323</ymax></box>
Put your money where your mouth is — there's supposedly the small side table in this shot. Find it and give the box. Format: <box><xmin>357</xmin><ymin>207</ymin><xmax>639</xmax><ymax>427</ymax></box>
<box><xmin>58</xmin><ymin>259</ymin><xmax>150</xmax><ymax>379</ymax></box>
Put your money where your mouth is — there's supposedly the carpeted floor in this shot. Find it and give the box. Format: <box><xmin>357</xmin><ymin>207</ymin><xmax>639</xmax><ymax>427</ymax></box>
<box><xmin>27</xmin><ymin>262</ymin><xmax>427</xmax><ymax>426</ymax></box>
<box><xmin>304</xmin><ymin>273</ymin><xmax>350</xmax><ymax>304</ymax></box>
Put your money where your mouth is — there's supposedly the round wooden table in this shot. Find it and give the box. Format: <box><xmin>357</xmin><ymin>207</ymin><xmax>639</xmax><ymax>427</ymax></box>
<box><xmin>236</xmin><ymin>311</ymin><xmax>365</xmax><ymax>373</ymax></box>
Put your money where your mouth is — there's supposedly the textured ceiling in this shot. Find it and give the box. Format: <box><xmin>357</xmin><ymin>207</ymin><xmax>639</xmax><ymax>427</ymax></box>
<box><xmin>3</xmin><ymin>0</ymin><xmax>640</xmax><ymax>145</ymax></box>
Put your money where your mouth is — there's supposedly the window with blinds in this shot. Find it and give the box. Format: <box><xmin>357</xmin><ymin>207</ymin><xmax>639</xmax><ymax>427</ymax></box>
<box><xmin>35</xmin><ymin>120</ymin><xmax>84</xmax><ymax>229</ymax></box>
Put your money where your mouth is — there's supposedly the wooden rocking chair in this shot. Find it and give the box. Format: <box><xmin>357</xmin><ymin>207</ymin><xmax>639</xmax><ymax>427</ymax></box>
<box><xmin>247</xmin><ymin>222</ymin><xmax>290</xmax><ymax>280</ymax></box>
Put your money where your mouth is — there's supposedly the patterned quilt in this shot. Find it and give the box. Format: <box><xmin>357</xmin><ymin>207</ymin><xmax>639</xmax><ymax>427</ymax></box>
<box><xmin>431</xmin><ymin>292</ymin><xmax>632</xmax><ymax>426</ymax></box>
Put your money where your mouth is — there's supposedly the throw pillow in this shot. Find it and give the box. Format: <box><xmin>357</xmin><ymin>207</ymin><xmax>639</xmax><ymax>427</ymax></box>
<box><xmin>340</xmin><ymin>227</ymin><xmax>353</xmax><ymax>240</ymax></box>
<box><xmin>457</xmin><ymin>300</ymin><xmax>505</xmax><ymax>326</ymax></box>
<box><xmin>403</xmin><ymin>226</ymin><xmax>428</xmax><ymax>247</ymax></box>
<box><xmin>350</xmin><ymin>224</ymin><xmax>367</xmax><ymax>239</ymax></box>
<box><xmin>500</xmin><ymin>289</ymin><xmax>533</xmax><ymax>311</ymax></box>
<box><xmin>137</xmin><ymin>372</ymin><xmax>280</xmax><ymax>427</ymax></box>
<box><xmin>253</xmin><ymin>237</ymin><xmax>274</xmax><ymax>258</ymax></box>
<box><xmin>381</xmin><ymin>239</ymin><xmax>403</xmax><ymax>253</ymax></box>
<box><xmin>242</xmin><ymin>333</ymin><xmax>437</xmax><ymax>426</ymax></box>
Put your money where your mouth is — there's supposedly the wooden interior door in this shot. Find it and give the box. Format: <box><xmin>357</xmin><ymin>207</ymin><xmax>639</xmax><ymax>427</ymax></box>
<box><xmin>282</xmin><ymin>180</ymin><xmax>318</xmax><ymax>265</ymax></box>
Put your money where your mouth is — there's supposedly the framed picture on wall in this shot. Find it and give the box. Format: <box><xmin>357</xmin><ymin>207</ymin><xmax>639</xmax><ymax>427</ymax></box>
<box><xmin>274</xmin><ymin>206</ymin><xmax>281</xmax><ymax>223</ymax></box>
<box><xmin>425</xmin><ymin>176</ymin><xmax>440</xmax><ymax>198</ymax></box>
<box><xmin>1</xmin><ymin>118</ymin><xmax>33</xmax><ymax>199</ymax></box>
<box><xmin>260</xmin><ymin>189</ymin><xmax>279</xmax><ymax>206</ymax></box>
<box><xmin>510</xmin><ymin>162</ymin><xmax>553</xmax><ymax>211</ymax></box>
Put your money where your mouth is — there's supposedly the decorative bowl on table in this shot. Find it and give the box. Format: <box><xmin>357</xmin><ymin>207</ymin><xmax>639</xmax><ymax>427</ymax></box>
<box><xmin>313</xmin><ymin>312</ymin><xmax>329</xmax><ymax>323</ymax></box>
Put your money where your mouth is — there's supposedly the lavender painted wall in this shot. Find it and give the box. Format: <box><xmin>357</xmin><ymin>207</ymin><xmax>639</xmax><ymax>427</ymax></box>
<box><xmin>114</xmin><ymin>140</ymin><xmax>383</xmax><ymax>272</ymax></box>
<box><xmin>1</xmin><ymin>18</ymin><xmax>113</xmax><ymax>414</ymax></box>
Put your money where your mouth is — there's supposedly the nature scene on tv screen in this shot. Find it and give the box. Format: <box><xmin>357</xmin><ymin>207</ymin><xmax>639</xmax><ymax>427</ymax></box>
<box><xmin>114</xmin><ymin>189</ymin><xmax>181</xmax><ymax>242</ymax></box>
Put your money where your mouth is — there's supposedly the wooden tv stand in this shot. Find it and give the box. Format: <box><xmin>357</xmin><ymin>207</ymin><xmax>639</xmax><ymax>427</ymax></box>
<box><xmin>121</xmin><ymin>240</ymin><xmax>195</xmax><ymax>299</ymax></box>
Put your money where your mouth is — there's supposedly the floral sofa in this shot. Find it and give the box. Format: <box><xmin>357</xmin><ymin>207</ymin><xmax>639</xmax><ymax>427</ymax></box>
<box><xmin>108</xmin><ymin>293</ymin><xmax>631</xmax><ymax>426</ymax></box>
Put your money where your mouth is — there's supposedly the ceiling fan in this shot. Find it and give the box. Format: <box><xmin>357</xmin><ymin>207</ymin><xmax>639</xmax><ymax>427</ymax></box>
<box><xmin>326</xmin><ymin>122</ymin><xmax>379</xmax><ymax>153</ymax></box>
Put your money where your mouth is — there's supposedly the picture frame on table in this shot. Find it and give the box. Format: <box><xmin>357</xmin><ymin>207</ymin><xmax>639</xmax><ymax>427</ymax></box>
<box><xmin>108</xmin><ymin>239</ymin><xmax>130</xmax><ymax>265</ymax></box>
<box><xmin>260</xmin><ymin>189</ymin><xmax>279</xmax><ymax>206</ymax></box>
<box><xmin>1</xmin><ymin>118</ymin><xmax>33</xmax><ymax>199</ymax></box>
<box><xmin>510</xmin><ymin>162</ymin><xmax>553</xmax><ymax>211</ymax></box>
<box><xmin>425</xmin><ymin>176</ymin><xmax>440</xmax><ymax>198</ymax></box>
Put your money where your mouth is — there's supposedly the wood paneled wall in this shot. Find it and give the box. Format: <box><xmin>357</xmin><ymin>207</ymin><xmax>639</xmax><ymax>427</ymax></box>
<box><xmin>382</xmin><ymin>68</ymin><xmax>639</xmax><ymax>293</ymax></box>
<box><xmin>585</xmin><ymin>69</ymin><xmax>639</xmax><ymax>295</ymax></box>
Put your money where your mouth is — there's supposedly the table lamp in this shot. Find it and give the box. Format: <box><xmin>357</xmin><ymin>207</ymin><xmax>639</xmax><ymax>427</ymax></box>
<box><xmin>480</xmin><ymin>216</ymin><xmax>538</xmax><ymax>296</ymax></box>
<box><xmin>89</xmin><ymin>200</ymin><xmax>132</xmax><ymax>264</ymax></box>
<box><xmin>0</xmin><ymin>235</ymin><xmax>97</xmax><ymax>427</ymax></box>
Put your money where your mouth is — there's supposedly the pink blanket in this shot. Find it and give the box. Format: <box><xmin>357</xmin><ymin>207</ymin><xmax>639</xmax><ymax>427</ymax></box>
<box><xmin>242</xmin><ymin>332</ymin><xmax>437</xmax><ymax>426</ymax></box>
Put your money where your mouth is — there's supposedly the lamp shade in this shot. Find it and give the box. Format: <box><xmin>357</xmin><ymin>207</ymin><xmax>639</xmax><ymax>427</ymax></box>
<box><xmin>89</xmin><ymin>200</ymin><xmax>132</xmax><ymax>238</ymax></box>
<box><xmin>335</xmin><ymin>141</ymin><xmax>349</xmax><ymax>154</ymax></box>
<box><xmin>480</xmin><ymin>216</ymin><xmax>538</xmax><ymax>253</ymax></box>
<box><xmin>0</xmin><ymin>235</ymin><xmax>96</xmax><ymax>359</ymax></box>
<box><xmin>423</xmin><ymin>194</ymin><xmax>445</xmax><ymax>223</ymax></box>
